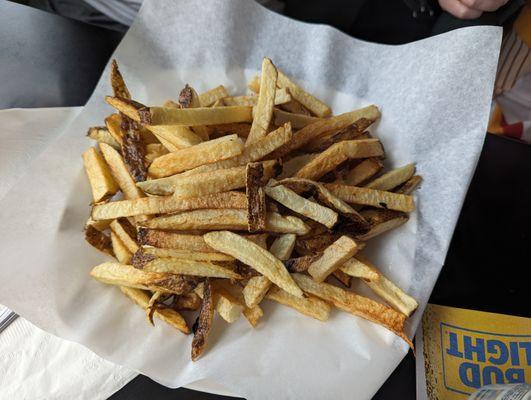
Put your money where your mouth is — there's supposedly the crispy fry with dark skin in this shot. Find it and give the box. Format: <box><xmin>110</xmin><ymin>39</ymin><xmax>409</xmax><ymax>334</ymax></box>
<box><xmin>284</xmin><ymin>253</ymin><xmax>322</xmax><ymax>273</ymax></box>
<box><xmin>85</xmin><ymin>225</ymin><xmax>114</xmax><ymax>256</ymax></box>
<box><xmin>246</xmin><ymin>162</ymin><xmax>267</xmax><ymax>232</ymax></box>
<box><xmin>303</xmin><ymin>118</ymin><xmax>374</xmax><ymax>153</ymax></box>
<box><xmin>131</xmin><ymin>249</ymin><xmax>156</xmax><ymax>269</ymax></box>
<box><xmin>192</xmin><ymin>278</ymin><xmax>214</xmax><ymax>361</ymax></box>
<box><xmin>121</xmin><ymin>118</ymin><xmax>148</xmax><ymax>182</ymax></box>
<box><xmin>110</xmin><ymin>59</ymin><xmax>131</xmax><ymax>100</ymax></box>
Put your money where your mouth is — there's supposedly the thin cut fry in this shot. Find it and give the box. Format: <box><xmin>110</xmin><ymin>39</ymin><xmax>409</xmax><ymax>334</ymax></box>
<box><xmin>110</xmin><ymin>59</ymin><xmax>131</xmax><ymax>99</ymax></box>
<box><xmin>269</xmin><ymin>233</ymin><xmax>297</xmax><ymax>261</ymax></box>
<box><xmin>295</xmin><ymin>139</ymin><xmax>384</xmax><ymax>180</ymax></box>
<box><xmin>99</xmin><ymin>143</ymin><xmax>144</xmax><ymax>200</ymax></box>
<box><xmin>143</xmin><ymin>209</ymin><xmax>310</xmax><ymax>235</ymax></box>
<box><xmin>246</xmin><ymin>58</ymin><xmax>278</xmax><ymax>145</ymax></box>
<box><xmin>355</xmin><ymin>209</ymin><xmax>409</xmax><ymax>240</ymax></box>
<box><xmin>206</xmin><ymin>123</ymin><xmax>251</xmax><ymax>139</ymax></box>
<box><xmin>85</xmin><ymin>225</ymin><xmax>113</xmax><ymax>256</ymax></box>
<box><xmin>204</xmin><ymin>231</ymin><xmax>303</xmax><ymax>298</ymax></box>
<box><xmin>87</xmin><ymin>126</ymin><xmax>121</xmax><ymax>149</ymax></box>
<box><xmin>121</xmin><ymin>118</ymin><xmax>148</xmax><ymax>182</ymax></box>
<box><xmin>280</xmin><ymin>99</ymin><xmax>312</xmax><ymax>116</ymax></box>
<box><xmin>278</xmin><ymin>154</ymin><xmax>316</xmax><ymax>179</ymax></box>
<box><xmin>354</xmin><ymin>255</ymin><xmax>418</xmax><ymax>316</ymax></box>
<box><xmin>120</xmin><ymin>287</ymin><xmax>189</xmax><ymax>334</ymax></box>
<box><xmin>303</xmin><ymin>118</ymin><xmax>375</xmax><ymax>153</ymax></box>
<box><xmin>195</xmin><ymin>282</ymin><xmax>243</xmax><ymax>324</ymax></box>
<box><xmin>142</xmin><ymin>247</ymin><xmax>234</xmax><ymax>262</ymax></box>
<box><xmin>324</xmin><ymin>183</ymin><xmax>415</xmax><ymax>212</ymax></box>
<box><xmin>92</xmin><ymin>191</ymin><xmax>246</xmax><ymax>220</ymax></box>
<box><xmin>215</xmin><ymin>281</ymin><xmax>264</xmax><ymax>327</ymax></box>
<box><xmin>105</xmin><ymin>114</ymin><xmax>125</xmax><ymax>146</ymax></box>
<box><xmin>276</xmin><ymin>69</ymin><xmax>331</xmax><ymax>117</ymax></box>
<box><xmin>192</xmin><ymin>279</ymin><xmax>214</xmax><ymax>361</ymax></box>
<box><xmin>147</xmin><ymin>124</ymin><xmax>203</xmax><ymax>150</ymax></box>
<box><xmin>292</xmin><ymin>273</ymin><xmax>411</xmax><ymax>345</ymax></box>
<box><xmin>148</xmin><ymin>134</ymin><xmax>244</xmax><ymax>178</ymax></box>
<box><xmin>179</xmin><ymin>85</ymin><xmax>210</xmax><ymax>140</ymax></box>
<box><xmin>273</xmin><ymin>109</ymin><xmax>321</xmax><ymax>129</ymax></box>
<box><xmin>143</xmin><ymin>105</ymin><xmax>252</xmax><ymax>126</ymax></box>
<box><xmin>341</xmin><ymin>158</ymin><xmax>383</xmax><ymax>185</ymax></box>
<box><xmin>144</xmin><ymin>258</ymin><xmax>241</xmax><ymax>279</ymax></box>
<box><xmin>246</xmin><ymin>162</ymin><xmax>267</xmax><ymax>232</ymax></box>
<box><xmin>339</xmin><ymin>257</ymin><xmax>380</xmax><ymax>281</ymax></box>
<box><xmin>395</xmin><ymin>175</ymin><xmax>423</xmax><ymax>195</ymax></box>
<box><xmin>199</xmin><ymin>85</ymin><xmax>229</xmax><ymax>107</ymax></box>
<box><xmin>90</xmin><ymin>262</ymin><xmax>199</xmax><ymax>294</ymax></box>
<box><xmin>145</xmin><ymin>143</ymin><xmax>169</xmax><ymax>163</ymax></box>
<box><xmin>138</xmin><ymin>230</ymin><xmax>215</xmax><ymax>252</ymax></box>
<box><xmin>307</xmin><ymin>235</ymin><xmax>360</xmax><ymax>282</ymax></box>
<box><xmin>110</xmin><ymin>219</ymin><xmax>139</xmax><ymax>254</ymax></box>
<box><xmin>365</xmin><ymin>164</ymin><xmax>415</xmax><ymax>191</ymax></box>
<box><xmin>271</xmin><ymin>105</ymin><xmax>381</xmax><ymax>158</ymax></box>
<box><xmin>111</xmin><ymin>232</ymin><xmax>132</xmax><ymax>264</ymax></box>
<box><xmin>264</xmin><ymin>182</ymin><xmax>338</xmax><ymax>228</ymax></box>
<box><xmin>266</xmin><ymin>286</ymin><xmax>330</xmax><ymax>321</ymax></box>
<box><xmin>223</xmin><ymin>88</ymin><xmax>290</xmax><ymax>107</ymax></box>
<box><xmin>82</xmin><ymin>147</ymin><xmax>119</xmax><ymax>202</ymax></box>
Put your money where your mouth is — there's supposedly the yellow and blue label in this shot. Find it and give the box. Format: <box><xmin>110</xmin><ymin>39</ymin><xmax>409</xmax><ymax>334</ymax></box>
<box><xmin>422</xmin><ymin>304</ymin><xmax>531</xmax><ymax>399</ymax></box>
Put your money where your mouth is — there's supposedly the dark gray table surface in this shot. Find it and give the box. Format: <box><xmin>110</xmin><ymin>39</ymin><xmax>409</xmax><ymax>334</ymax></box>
<box><xmin>1</xmin><ymin>1</ymin><xmax>529</xmax><ymax>399</ymax></box>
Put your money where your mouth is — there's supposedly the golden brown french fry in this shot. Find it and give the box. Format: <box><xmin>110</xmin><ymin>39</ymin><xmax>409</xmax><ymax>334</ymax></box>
<box><xmin>177</xmin><ymin>85</ymin><xmax>210</xmax><ymax>141</ymax></box>
<box><xmin>394</xmin><ymin>175</ymin><xmax>423</xmax><ymax>195</ymax></box>
<box><xmin>279</xmin><ymin>154</ymin><xmax>316</xmax><ymax>179</ymax></box>
<box><xmin>279</xmin><ymin>99</ymin><xmax>312</xmax><ymax>116</ymax></box>
<box><xmin>246</xmin><ymin>162</ymin><xmax>267</xmax><ymax>232</ymax></box>
<box><xmin>92</xmin><ymin>191</ymin><xmax>247</xmax><ymax>220</ymax></box>
<box><xmin>355</xmin><ymin>209</ymin><xmax>409</xmax><ymax>240</ymax></box>
<box><xmin>85</xmin><ymin>225</ymin><xmax>113</xmax><ymax>256</ymax></box>
<box><xmin>339</xmin><ymin>257</ymin><xmax>380</xmax><ymax>281</ymax></box>
<box><xmin>105</xmin><ymin>113</ymin><xmax>125</xmax><ymax>146</ymax></box>
<box><xmin>192</xmin><ymin>279</ymin><xmax>214</xmax><ymax>361</ymax></box>
<box><xmin>292</xmin><ymin>273</ymin><xmax>411</xmax><ymax>345</ymax></box>
<box><xmin>99</xmin><ymin>143</ymin><xmax>144</xmax><ymax>200</ymax></box>
<box><xmin>246</xmin><ymin>58</ymin><xmax>278</xmax><ymax>145</ymax></box>
<box><xmin>110</xmin><ymin>59</ymin><xmax>131</xmax><ymax>99</ymax></box>
<box><xmin>143</xmin><ymin>209</ymin><xmax>310</xmax><ymax>235</ymax></box>
<box><xmin>142</xmin><ymin>247</ymin><xmax>234</xmax><ymax>262</ymax></box>
<box><xmin>82</xmin><ymin>147</ymin><xmax>119</xmax><ymax>203</ymax></box>
<box><xmin>90</xmin><ymin>262</ymin><xmax>199</xmax><ymax>294</ymax></box>
<box><xmin>266</xmin><ymin>286</ymin><xmax>331</xmax><ymax>321</ymax></box>
<box><xmin>195</xmin><ymin>281</ymin><xmax>243</xmax><ymax>324</ymax></box>
<box><xmin>269</xmin><ymin>233</ymin><xmax>297</xmax><ymax>261</ymax></box>
<box><xmin>307</xmin><ymin>235</ymin><xmax>361</xmax><ymax>282</ymax></box>
<box><xmin>365</xmin><ymin>164</ymin><xmax>415</xmax><ymax>191</ymax></box>
<box><xmin>276</xmin><ymin>69</ymin><xmax>331</xmax><ymax>117</ymax></box>
<box><xmin>295</xmin><ymin>139</ymin><xmax>384</xmax><ymax>181</ymax></box>
<box><xmin>223</xmin><ymin>88</ymin><xmax>290</xmax><ymax>107</ymax></box>
<box><xmin>110</xmin><ymin>219</ymin><xmax>139</xmax><ymax>254</ymax></box>
<box><xmin>148</xmin><ymin>134</ymin><xmax>244</xmax><ymax>178</ymax></box>
<box><xmin>111</xmin><ymin>232</ymin><xmax>132</xmax><ymax>264</ymax></box>
<box><xmin>353</xmin><ymin>255</ymin><xmax>418</xmax><ymax>316</ymax></box>
<box><xmin>204</xmin><ymin>231</ymin><xmax>303</xmax><ymax>298</ymax></box>
<box><xmin>144</xmin><ymin>258</ymin><xmax>241</xmax><ymax>279</ymax></box>
<box><xmin>303</xmin><ymin>118</ymin><xmax>375</xmax><ymax>153</ymax></box>
<box><xmin>138</xmin><ymin>230</ymin><xmax>215</xmax><ymax>252</ymax></box>
<box><xmin>271</xmin><ymin>105</ymin><xmax>381</xmax><ymax>158</ymax></box>
<box><xmin>86</xmin><ymin>216</ymin><xmax>111</xmax><ymax>232</ymax></box>
<box><xmin>273</xmin><ymin>109</ymin><xmax>321</xmax><ymax>129</ymax></box>
<box><xmin>144</xmin><ymin>144</ymin><xmax>169</xmax><ymax>163</ymax></box>
<box><xmin>87</xmin><ymin>126</ymin><xmax>121</xmax><ymax>149</ymax></box>
<box><xmin>215</xmin><ymin>281</ymin><xmax>264</xmax><ymax>327</ymax></box>
<box><xmin>143</xmin><ymin>105</ymin><xmax>252</xmax><ymax>126</ymax></box>
<box><xmin>264</xmin><ymin>182</ymin><xmax>338</xmax><ymax>228</ymax></box>
<box><xmin>324</xmin><ymin>184</ymin><xmax>415</xmax><ymax>212</ymax></box>
<box><xmin>199</xmin><ymin>85</ymin><xmax>229</xmax><ymax>107</ymax></box>
<box><xmin>120</xmin><ymin>287</ymin><xmax>189</xmax><ymax>334</ymax></box>
<box><xmin>340</xmin><ymin>158</ymin><xmax>383</xmax><ymax>185</ymax></box>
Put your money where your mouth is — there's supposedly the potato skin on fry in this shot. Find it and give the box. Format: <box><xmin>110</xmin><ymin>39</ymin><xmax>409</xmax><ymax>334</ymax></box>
<box><xmin>192</xmin><ymin>279</ymin><xmax>215</xmax><ymax>361</ymax></box>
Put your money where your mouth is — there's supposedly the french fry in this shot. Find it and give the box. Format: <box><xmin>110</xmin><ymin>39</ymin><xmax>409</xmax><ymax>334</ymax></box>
<box><xmin>355</xmin><ymin>209</ymin><xmax>409</xmax><ymax>240</ymax></box>
<box><xmin>99</xmin><ymin>143</ymin><xmax>144</xmax><ymax>200</ymax></box>
<box><xmin>195</xmin><ymin>282</ymin><xmax>243</xmax><ymax>324</ymax></box>
<box><xmin>223</xmin><ymin>88</ymin><xmax>290</xmax><ymax>107</ymax></box>
<box><xmin>273</xmin><ymin>109</ymin><xmax>321</xmax><ymax>129</ymax></box>
<box><xmin>173</xmin><ymin>292</ymin><xmax>202</xmax><ymax>311</ymax></box>
<box><xmin>90</xmin><ymin>262</ymin><xmax>199</xmax><ymax>294</ymax></box>
<box><xmin>307</xmin><ymin>235</ymin><xmax>361</xmax><ymax>282</ymax></box>
<box><xmin>353</xmin><ymin>255</ymin><xmax>418</xmax><ymax>316</ymax></box>
<box><xmin>279</xmin><ymin>99</ymin><xmax>312</xmax><ymax>116</ymax></box>
<box><xmin>204</xmin><ymin>231</ymin><xmax>303</xmax><ymax>298</ymax></box>
<box><xmin>339</xmin><ymin>257</ymin><xmax>380</xmax><ymax>281</ymax></box>
<box><xmin>365</xmin><ymin>164</ymin><xmax>415</xmax><ymax>191</ymax></box>
<box><xmin>394</xmin><ymin>175</ymin><xmax>423</xmax><ymax>195</ymax></box>
<box><xmin>295</xmin><ymin>139</ymin><xmax>384</xmax><ymax>181</ymax></box>
<box><xmin>121</xmin><ymin>118</ymin><xmax>148</xmax><ymax>182</ymax></box>
<box><xmin>276</xmin><ymin>69</ymin><xmax>331</xmax><ymax>117</ymax></box>
<box><xmin>324</xmin><ymin>183</ymin><xmax>415</xmax><ymax>212</ymax></box>
<box><xmin>216</xmin><ymin>281</ymin><xmax>264</xmax><ymax>327</ymax></box>
<box><xmin>105</xmin><ymin>114</ymin><xmax>125</xmax><ymax>146</ymax></box>
<box><xmin>148</xmin><ymin>124</ymin><xmax>203</xmax><ymax>150</ymax></box>
<box><xmin>246</xmin><ymin>58</ymin><xmax>278</xmax><ymax>145</ymax></box>
<box><xmin>269</xmin><ymin>233</ymin><xmax>297</xmax><ymax>260</ymax></box>
<box><xmin>247</xmin><ymin>75</ymin><xmax>261</xmax><ymax>93</ymax></box>
<box><xmin>120</xmin><ymin>287</ymin><xmax>189</xmax><ymax>334</ymax></box>
<box><xmin>265</xmin><ymin>181</ymin><xmax>338</xmax><ymax>228</ymax></box>
<box><xmin>110</xmin><ymin>59</ymin><xmax>131</xmax><ymax>100</ymax></box>
<box><xmin>278</xmin><ymin>154</ymin><xmax>316</xmax><ymax>179</ymax></box>
<box><xmin>84</xmin><ymin>225</ymin><xmax>113</xmax><ymax>256</ymax></box>
<box><xmin>142</xmin><ymin>247</ymin><xmax>234</xmax><ymax>262</ymax></box>
<box><xmin>86</xmin><ymin>216</ymin><xmax>111</xmax><ymax>232</ymax></box>
<box><xmin>142</xmin><ymin>209</ymin><xmax>310</xmax><ymax>235</ymax></box>
<box><xmin>284</xmin><ymin>253</ymin><xmax>322</xmax><ymax>273</ymax></box>
<box><xmin>266</xmin><ymin>286</ymin><xmax>331</xmax><ymax>321</ymax></box>
<box><xmin>199</xmin><ymin>85</ymin><xmax>229</xmax><ymax>107</ymax></box>
<box><xmin>87</xmin><ymin>126</ymin><xmax>121</xmax><ymax>149</ymax></box>
<box><xmin>143</xmin><ymin>105</ymin><xmax>252</xmax><ymax>126</ymax></box>
<box><xmin>148</xmin><ymin>134</ymin><xmax>244</xmax><ymax>178</ymax></box>
<box><xmin>111</xmin><ymin>232</ymin><xmax>132</xmax><ymax>264</ymax></box>
<box><xmin>138</xmin><ymin>230</ymin><xmax>215</xmax><ymax>252</ymax></box>
<box><xmin>331</xmin><ymin>269</ymin><xmax>352</xmax><ymax>287</ymax></box>
<box><xmin>110</xmin><ymin>219</ymin><xmax>139</xmax><ymax>254</ymax></box>
<box><xmin>206</xmin><ymin>123</ymin><xmax>251</xmax><ymax>139</ymax></box>
<box><xmin>292</xmin><ymin>273</ymin><xmax>411</xmax><ymax>345</ymax></box>
<box><xmin>246</xmin><ymin>162</ymin><xmax>267</xmax><ymax>232</ymax></box>
<box><xmin>178</xmin><ymin>85</ymin><xmax>210</xmax><ymax>140</ymax></box>
<box><xmin>303</xmin><ymin>118</ymin><xmax>375</xmax><ymax>153</ymax></box>
<box><xmin>145</xmin><ymin>143</ymin><xmax>169</xmax><ymax>163</ymax></box>
<box><xmin>192</xmin><ymin>279</ymin><xmax>214</xmax><ymax>361</ymax></box>
<box><xmin>341</xmin><ymin>158</ymin><xmax>383</xmax><ymax>185</ymax></box>
<box><xmin>144</xmin><ymin>258</ymin><xmax>241</xmax><ymax>279</ymax></box>
<box><xmin>271</xmin><ymin>105</ymin><xmax>381</xmax><ymax>158</ymax></box>
<box><xmin>82</xmin><ymin>147</ymin><xmax>119</xmax><ymax>203</ymax></box>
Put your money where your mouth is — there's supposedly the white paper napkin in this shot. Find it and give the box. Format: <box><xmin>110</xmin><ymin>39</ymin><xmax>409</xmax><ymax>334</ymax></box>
<box><xmin>0</xmin><ymin>1</ymin><xmax>501</xmax><ymax>399</ymax></box>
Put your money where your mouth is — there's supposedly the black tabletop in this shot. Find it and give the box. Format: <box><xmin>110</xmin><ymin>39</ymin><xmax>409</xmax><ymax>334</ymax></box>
<box><xmin>1</xmin><ymin>1</ymin><xmax>529</xmax><ymax>399</ymax></box>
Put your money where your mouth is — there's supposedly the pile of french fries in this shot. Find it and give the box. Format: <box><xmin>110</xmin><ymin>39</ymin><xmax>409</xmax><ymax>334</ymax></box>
<box><xmin>83</xmin><ymin>58</ymin><xmax>422</xmax><ymax>361</ymax></box>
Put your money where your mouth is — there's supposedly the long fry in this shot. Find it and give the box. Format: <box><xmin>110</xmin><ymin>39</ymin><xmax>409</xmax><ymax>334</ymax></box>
<box><xmin>307</xmin><ymin>236</ymin><xmax>361</xmax><ymax>282</ymax></box>
<box><xmin>99</xmin><ymin>143</ymin><xmax>144</xmax><ymax>200</ymax></box>
<box><xmin>365</xmin><ymin>164</ymin><xmax>415</xmax><ymax>191</ymax></box>
<box><xmin>144</xmin><ymin>258</ymin><xmax>241</xmax><ymax>279</ymax></box>
<box><xmin>324</xmin><ymin>184</ymin><xmax>415</xmax><ymax>212</ymax></box>
<box><xmin>82</xmin><ymin>147</ymin><xmax>119</xmax><ymax>203</ymax></box>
